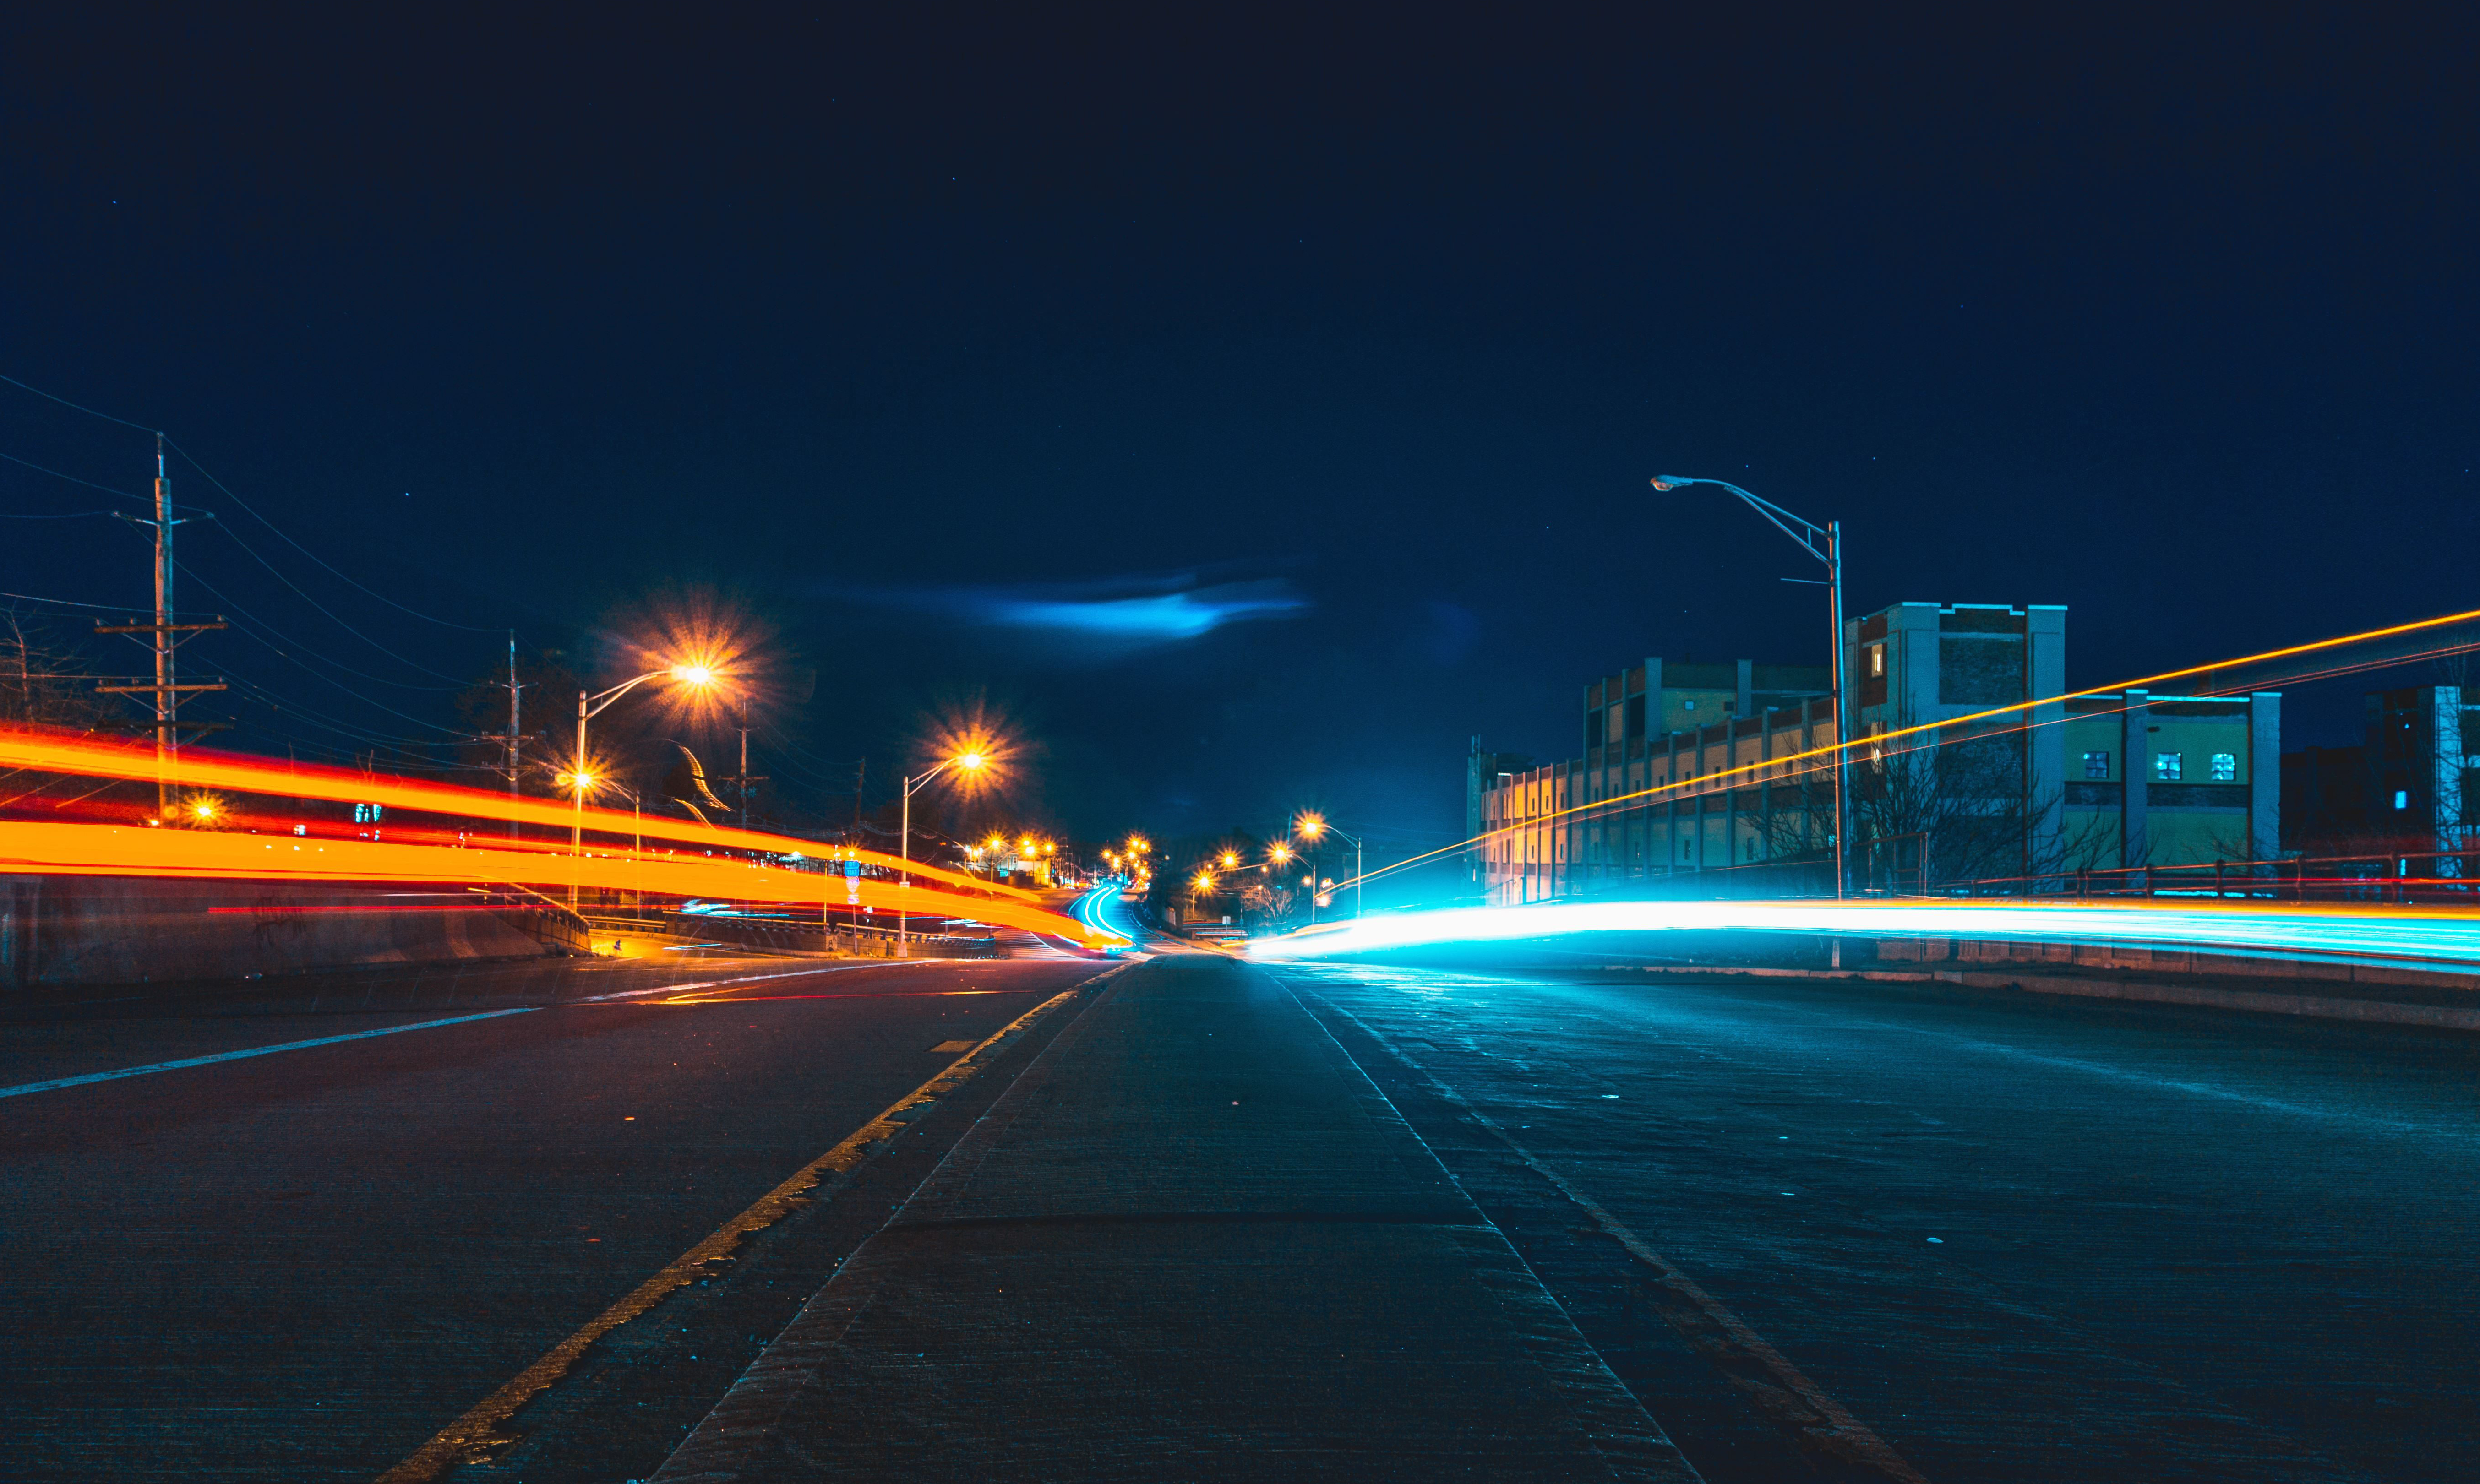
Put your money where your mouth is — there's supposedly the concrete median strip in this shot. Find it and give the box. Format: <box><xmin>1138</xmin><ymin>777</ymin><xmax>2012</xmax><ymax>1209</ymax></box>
<box><xmin>653</xmin><ymin>957</ymin><xmax>1700</xmax><ymax>1482</ymax></box>
<box><xmin>372</xmin><ymin>964</ymin><xmax>1125</xmax><ymax>1484</ymax></box>
<box><xmin>0</xmin><ymin>1007</ymin><xmax>537</xmax><ymax>1099</ymax></box>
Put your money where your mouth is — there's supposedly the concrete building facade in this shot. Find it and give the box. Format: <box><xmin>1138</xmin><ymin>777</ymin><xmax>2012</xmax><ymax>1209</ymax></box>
<box><xmin>1472</xmin><ymin>656</ymin><xmax>1840</xmax><ymax>905</ymax></box>
<box><xmin>1472</xmin><ymin>602</ymin><xmax>2280</xmax><ymax>903</ymax></box>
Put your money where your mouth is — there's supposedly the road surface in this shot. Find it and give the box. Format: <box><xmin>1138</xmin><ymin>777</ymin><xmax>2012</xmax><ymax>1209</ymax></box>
<box><xmin>1273</xmin><ymin>957</ymin><xmax>2480</xmax><ymax>1483</ymax></box>
<box><xmin>1</xmin><ymin>951</ymin><xmax>1108</xmax><ymax>1482</ymax></box>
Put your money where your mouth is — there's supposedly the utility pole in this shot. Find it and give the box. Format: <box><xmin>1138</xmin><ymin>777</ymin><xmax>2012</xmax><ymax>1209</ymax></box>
<box><xmin>505</xmin><ymin>631</ymin><xmax>523</xmax><ymax>841</ymax></box>
<box><xmin>96</xmin><ymin>435</ymin><xmax>225</xmax><ymax>815</ymax></box>
<box><xmin>727</xmin><ymin>710</ymin><xmax>764</xmax><ymax>829</ymax></box>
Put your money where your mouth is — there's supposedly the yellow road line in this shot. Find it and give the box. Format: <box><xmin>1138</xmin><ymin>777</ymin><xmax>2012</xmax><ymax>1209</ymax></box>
<box><xmin>374</xmin><ymin>966</ymin><xmax>1123</xmax><ymax>1483</ymax></box>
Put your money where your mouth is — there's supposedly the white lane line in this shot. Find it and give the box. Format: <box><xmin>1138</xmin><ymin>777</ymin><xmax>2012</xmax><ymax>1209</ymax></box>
<box><xmin>0</xmin><ymin>1008</ymin><xmax>537</xmax><ymax>1100</ymax></box>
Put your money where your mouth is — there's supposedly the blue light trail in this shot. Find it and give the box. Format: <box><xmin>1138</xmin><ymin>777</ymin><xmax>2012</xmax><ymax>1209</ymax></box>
<box><xmin>1248</xmin><ymin>897</ymin><xmax>2480</xmax><ymax>971</ymax></box>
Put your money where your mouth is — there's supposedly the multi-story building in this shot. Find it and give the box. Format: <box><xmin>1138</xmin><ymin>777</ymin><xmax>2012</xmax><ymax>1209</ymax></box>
<box><xmin>1472</xmin><ymin>603</ymin><xmax>2280</xmax><ymax>902</ymax></box>
<box><xmin>1472</xmin><ymin>657</ymin><xmax>1840</xmax><ymax>903</ymax></box>
<box><xmin>1850</xmin><ymin>601</ymin><xmax>2277</xmax><ymax>880</ymax></box>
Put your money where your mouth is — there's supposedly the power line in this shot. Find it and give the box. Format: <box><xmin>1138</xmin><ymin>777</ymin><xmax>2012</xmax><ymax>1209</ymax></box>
<box><xmin>0</xmin><ymin>373</ymin><xmax>160</xmax><ymax>434</ymax></box>
<box><xmin>0</xmin><ymin>448</ymin><xmax>146</xmax><ymax>501</ymax></box>
<box><xmin>0</xmin><ymin>511</ymin><xmax>121</xmax><ymax>521</ymax></box>
<box><xmin>199</xmin><ymin>519</ymin><xmax>472</xmax><ymax>682</ymax></box>
<box><xmin>171</xmin><ymin>557</ymin><xmax>463</xmax><ymax>693</ymax></box>
<box><xmin>172</xmin><ymin>564</ymin><xmax>473</xmax><ymax>734</ymax></box>
<box><xmin>221</xmin><ymin>674</ymin><xmax>460</xmax><ymax>764</ymax></box>
<box><xmin>163</xmin><ymin>436</ymin><xmax>502</xmax><ymax>633</ymax></box>
<box><xmin>0</xmin><ymin>589</ymin><xmax>152</xmax><ymax>614</ymax></box>
<box><xmin>0</xmin><ymin>373</ymin><xmax>500</xmax><ymax>634</ymax></box>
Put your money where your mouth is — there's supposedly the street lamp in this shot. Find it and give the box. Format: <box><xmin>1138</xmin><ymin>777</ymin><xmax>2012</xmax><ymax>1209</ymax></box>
<box><xmin>1651</xmin><ymin>474</ymin><xmax>1849</xmax><ymax>899</ymax></box>
<box><xmin>1296</xmin><ymin>812</ymin><xmax>1365</xmax><ymax>919</ymax></box>
<box><xmin>562</xmin><ymin>772</ymin><xmax>647</xmax><ymax>922</ymax></box>
<box><xmin>572</xmin><ymin>663</ymin><xmax>720</xmax><ymax>908</ymax></box>
<box><xmin>899</xmin><ymin>750</ymin><xmax>985</xmax><ymax>957</ymax></box>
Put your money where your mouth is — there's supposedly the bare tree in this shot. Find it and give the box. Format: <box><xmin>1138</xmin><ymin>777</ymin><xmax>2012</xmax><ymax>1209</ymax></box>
<box><xmin>1846</xmin><ymin>731</ymin><xmax>2109</xmax><ymax>893</ymax></box>
<box><xmin>0</xmin><ymin>605</ymin><xmax>106</xmax><ymax>729</ymax></box>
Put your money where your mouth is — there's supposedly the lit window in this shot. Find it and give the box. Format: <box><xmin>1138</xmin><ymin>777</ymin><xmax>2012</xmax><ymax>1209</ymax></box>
<box><xmin>2082</xmin><ymin>750</ymin><xmax>2109</xmax><ymax>779</ymax></box>
<box><xmin>2153</xmin><ymin>753</ymin><xmax>2182</xmax><ymax>781</ymax></box>
<box><xmin>2395</xmin><ymin>790</ymin><xmax>2411</xmax><ymax>810</ymax></box>
<box><xmin>2210</xmin><ymin>752</ymin><xmax>2236</xmax><ymax>782</ymax></box>
<box><xmin>1869</xmin><ymin>644</ymin><xmax>1885</xmax><ymax>678</ymax></box>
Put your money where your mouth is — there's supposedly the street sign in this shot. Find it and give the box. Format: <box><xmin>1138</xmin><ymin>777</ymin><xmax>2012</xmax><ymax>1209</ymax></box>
<box><xmin>844</xmin><ymin>858</ymin><xmax>862</xmax><ymax>906</ymax></box>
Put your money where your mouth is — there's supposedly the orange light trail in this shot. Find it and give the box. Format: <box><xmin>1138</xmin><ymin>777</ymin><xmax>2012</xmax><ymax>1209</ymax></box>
<box><xmin>0</xmin><ymin>727</ymin><xmax>1036</xmax><ymax>904</ymax></box>
<box><xmin>0</xmin><ymin>820</ymin><xmax>1106</xmax><ymax>941</ymax></box>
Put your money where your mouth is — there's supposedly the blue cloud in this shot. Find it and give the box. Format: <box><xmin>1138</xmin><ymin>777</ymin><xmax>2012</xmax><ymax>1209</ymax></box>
<box><xmin>829</xmin><ymin>572</ymin><xmax>1310</xmax><ymax>658</ymax></box>
<box><xmin>986</xmin><ymin>581</ymin><xmax>1305</xmax><ymax>640</ymax></box>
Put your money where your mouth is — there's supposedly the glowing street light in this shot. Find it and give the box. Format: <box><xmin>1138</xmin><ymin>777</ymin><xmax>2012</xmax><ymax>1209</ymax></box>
<box><xmin>899</xmin><ymin>750</ymin><xmax>987</xmax><ymax>957</ymax></box>
<box><xmin>1220</xmin><ymin>850</ymin><xmax>1238</xmax><ymax>869</ymax></box>
<box><xmin>1294</xmin><ymin>812</ymin><xmax>1364</xmax><ymax>921</ymax></box>
<box><xmin>570</xmin><ymin>661</ymin><xmax>721</xmax><ymax>908</ymax></box>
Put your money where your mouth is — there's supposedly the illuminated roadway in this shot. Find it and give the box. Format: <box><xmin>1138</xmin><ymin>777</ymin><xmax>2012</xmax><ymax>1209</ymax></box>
<box><xmin>0</xmin><ymin>950</ymin><xmax>1108</xmax><ymax>1482</ymax></box>
<box><xmin>1069</xmin><ymin>880</ymin><xmax>1143</xmax><ymax>945</ymax></box>
<box><xmin>1266</xmin><ymin>954</ymin><xmax>2480</xmax><ymax>1482</ymax></box>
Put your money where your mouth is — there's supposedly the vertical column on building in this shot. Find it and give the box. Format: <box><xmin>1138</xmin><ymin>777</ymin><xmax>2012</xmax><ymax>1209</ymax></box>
<box><xmin>2026</xmin><ymin>606</ymin><xmax>2068</xmax><ymax>888</ymax></box>
<box><xmin>1758</xmin><ymin>709</ymin><xmax>1773</xmax><ymax>867</ymax></box>
<box><xmin>1664</xmin><ymin>730</ymin><xmax>1679</xmax><ymax>876</ymax></box>
<box><xmin>2250</xmin><ymin>691</ymin><xmax>2283</xmax><ymax>870</ymax></box>
<box><xmin>2122</xmin><ymin>689</ymin><xmax>2150</xmax><ymax>876</ymax></box>
<box><xmin>1723</xmin><ymin>720</ymin><xmax>1739</xmax><ymax>884</ymax></box>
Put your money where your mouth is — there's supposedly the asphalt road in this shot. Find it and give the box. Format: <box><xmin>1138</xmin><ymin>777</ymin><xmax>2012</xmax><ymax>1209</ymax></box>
<box><xmin>0</xmin><ymin>951</ymin><xmax>1108</xmax><ymax>1483</ymax></box>
<box><xmin>1275</xmin><ymin>957</ymin><xmax>2480</xmax><ymax>1484</ymax></box>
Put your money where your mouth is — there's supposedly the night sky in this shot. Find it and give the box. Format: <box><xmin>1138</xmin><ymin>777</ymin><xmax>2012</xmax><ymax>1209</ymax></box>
<box><xmin>3</xmin><ymin>9</ymin><xmax>2474</xmax><ymax>854</ymax></box>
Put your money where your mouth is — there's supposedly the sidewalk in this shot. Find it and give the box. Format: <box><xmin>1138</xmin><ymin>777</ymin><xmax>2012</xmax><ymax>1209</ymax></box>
<box><xmin>653</xmin><ymin>955</ymin><xmax>1699</xmax><ymax>1482</ymax></box>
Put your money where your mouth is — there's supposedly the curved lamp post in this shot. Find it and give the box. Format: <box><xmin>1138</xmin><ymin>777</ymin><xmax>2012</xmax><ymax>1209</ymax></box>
<box><xmin>1651</xmin><ymin>475</ymin><xmax>1849</xmax><ymax>899</ymax></box>
<box><xmin>899</xmin><ymin>750</ymin><xmax>985</xmax><ymax>957</ymax></box>
<box><xmin>571</xmin><ymin>663</ymin><xmax>717</xmax><ymax>908</ymax></box>
<box><xmin>1296</xmin><ymin>813</ymin><xmax>1363</xmax><ymax>920</ymax></box>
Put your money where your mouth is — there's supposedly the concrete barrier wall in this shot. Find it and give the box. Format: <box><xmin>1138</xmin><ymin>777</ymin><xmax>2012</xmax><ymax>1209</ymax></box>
<box><xmin>0</xmin><ymin>875</ymin><xmax>554</xmax><ymax>993</ymax></box>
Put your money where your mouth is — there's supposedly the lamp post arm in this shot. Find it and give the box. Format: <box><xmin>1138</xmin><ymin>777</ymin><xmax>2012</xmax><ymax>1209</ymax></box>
<box><xmin>1657</xmin><ymin>476</ymin><xmax>1831</xmax><ymax>567</ymax></box>
<box><xmin>904</xmin><ymin>755</ymin><xmax>960</xmax><ymax>797</ymax></box>
<box><xmin>583</xmin><ymin>669</ymin><xmax>671</xmax><ymax>718</ymax></box>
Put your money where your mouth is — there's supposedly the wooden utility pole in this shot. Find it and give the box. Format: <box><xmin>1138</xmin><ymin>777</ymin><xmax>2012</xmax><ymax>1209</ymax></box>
<box><xmin>96</xmin><ymin>435</ymin><xmax>225</xmax><ymax>814</ymax></box>
<box><xmin>727</xmin><ymin>711</ymin><xmax>766</xmax><ymax>829</ymax></box>
<box><xmin>506</xmin><ymin>630</ymin><xmax>523</xmax><ymax>840</ymax></box>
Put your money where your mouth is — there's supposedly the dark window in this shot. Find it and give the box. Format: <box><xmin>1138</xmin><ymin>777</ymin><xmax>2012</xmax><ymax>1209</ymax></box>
<box><xmin>1624</xmin><ymin>694</ymin><xmax>1646</xmax><ymax>740</ymax></box>
<box><xmin>1584</xmin><ymin>708</ymin><xmax>1602</xmax><ymax>754</ymax></box>
<box><xmin>2082</xmin><ymin>750</ymin><xmax>2109</xmax><ymax>778</ymax></box>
